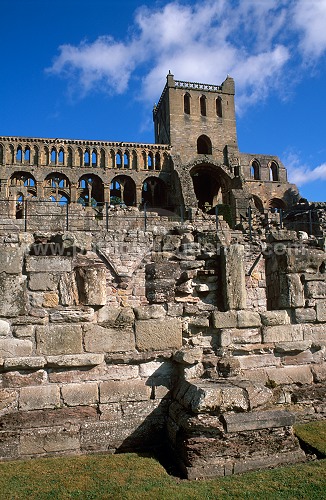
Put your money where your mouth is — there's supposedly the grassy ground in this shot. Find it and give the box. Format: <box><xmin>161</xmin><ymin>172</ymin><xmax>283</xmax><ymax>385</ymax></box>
<box><xmin>294</xmin><ymin>421</ymin><xmax>326</xmax><ymax>456</ymax></box>
<box><xmin>0</xmin><ymin>453</ymin><xmax>325</xmax><ymax>500</ymax></box>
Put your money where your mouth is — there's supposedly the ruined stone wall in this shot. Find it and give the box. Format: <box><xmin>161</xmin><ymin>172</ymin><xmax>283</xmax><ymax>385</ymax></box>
<box><xmin>0</xmin><ymin>218</ymin><xmax>325</xmax><ymax>478</ymax></box>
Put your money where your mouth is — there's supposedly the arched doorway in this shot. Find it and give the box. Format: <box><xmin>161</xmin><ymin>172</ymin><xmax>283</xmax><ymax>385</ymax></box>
<box><xmin>142</xmin><ymin>177</ymin><xmax>167</xmax><ymax>208</ymax></box>
<box><xmin>77</xmin><ymin>174</ymin><xmax>104</xmax><ymax>206</ymax></box>
<box><xmin>44</xmin><ymin>173</ymin><xmax>70</xmax><ymax>204</ymax></box>
<box><xmin>191</xmin><ymin>165</ymin><xmax>229</xmax><ymax>212</ymax></box>
<box><xmin>110</xmin><ymin>175</ymin><xmax>136</xmax><ymax>206</ymax></box>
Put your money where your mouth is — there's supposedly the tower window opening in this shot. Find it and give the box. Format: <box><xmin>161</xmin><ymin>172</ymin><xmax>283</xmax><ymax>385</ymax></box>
<box><xmin>197</xmin><ymin>135</ymin><xmax>212</xmax><ymax>155</ymax></box>
<box><xmin>216</xmin><ymin>97</ymin><xmax>222</xmax><ymax>117</ymax></box>
<box><xmin>270</xmin><ymin>161</ymin><xmax>279</xmax><ymax>181</ymax></box>
<box><xmin>200</xmin><ymin>95</ymin><xmax>207</xmax><ymax>116</ymax></box>
<box><xmin>184</xmin><ymin>93</ymin><xmax>191</xmax><ymax>114</ymax></box>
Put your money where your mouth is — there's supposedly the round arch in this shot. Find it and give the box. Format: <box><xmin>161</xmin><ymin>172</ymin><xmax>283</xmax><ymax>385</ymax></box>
<box><xmin>44</xmin><ymin>173</ymin><xmax>71</xmax><ymax>203</ymax></box>
<box><xmin>78</xmin><ymin>174</ymin><xmax>104</xmax><ymax>206</ymax></box>
<box><xmin>142</xmin><ymin>176</ymin><xmax>167</xmax><ymax>208</ymax></box>
<box><xmin>190</xmin><ymin>164</ymin><xmax>231</xmax><ymax>212</ymax></box>
<box><xmin>110</xmin><ymin>175</ymin><xmax>136</xmax><ymax>206</ymax></box>
<box><xmin>269</xmin><ymin>197</ymin><xmax>286</xmax><ymax>212</ymax></box>
<box><xmin>197</xmin><ymin>135</ymin><xmax>212</xmax><ymax>155</ymax></box>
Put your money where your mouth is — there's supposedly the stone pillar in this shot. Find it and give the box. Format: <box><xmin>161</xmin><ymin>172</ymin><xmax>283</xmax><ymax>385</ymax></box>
<box><xmin>104</xmin><ymin>184</ymin><xmax>110</xmax><ymax>204</ymax></box>
<box><xmin>70</xmin><ymin>183</ymin><xmax>78</xmax><ymax>203</ymax></box>
<box><xmin>135</xmin><ymin>185</ymin><xmax>143</xmax><ymax>207</ymax></box>
<box><xmin>221</xmin><ymin>244</ymin><xmax>246</xmax><ymax>310</ymax></box>
<box><xmin>36</xmin><ymin>181</ymin><xmax>44</xmax><ymax>198</ymax></box>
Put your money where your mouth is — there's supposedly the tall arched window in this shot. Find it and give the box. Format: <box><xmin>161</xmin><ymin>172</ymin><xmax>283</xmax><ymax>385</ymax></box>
<box><xmin>216</xmin><ymin>97</ymin><xmax>222</xmax><ymax>117</ymax></box>
<box><xmin>250</xmin><ymin>160</ymin><xmax>260</xmax><ymax>180</ymax></box>
<box><xmin>184</xmin><ymin>93</ymin><xmax>191</xmax><ymax>114</ymax></box>
<box><xmin>270</xmin><ymin>161</ymin><xmax>279</xmax><ymax>181</ymax></box>
<box><xmin>200</xmin><ymin>95</ymin><xmax>207</xmax><ymax>116</ymax></box>
<box><xmin>197</xmin><ymin>135</ymin><xmax>212</xmax><ymax>155</ymax></box>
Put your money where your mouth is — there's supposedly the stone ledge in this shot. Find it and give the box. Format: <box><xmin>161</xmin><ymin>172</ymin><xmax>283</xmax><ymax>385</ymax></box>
<box><xmin>46</xmin><ymin>354</ymin><xmax>104</xmax><ymax>367</ymax></box>
<box><xmin>3</xmin><ymin>356</ymin><xmax>46</xmax><ymax>370</ymax></box>
<box><xmin>221</xmin><ymin>410</ymin><xmax>295</xmax><ymax>433</ymax></box>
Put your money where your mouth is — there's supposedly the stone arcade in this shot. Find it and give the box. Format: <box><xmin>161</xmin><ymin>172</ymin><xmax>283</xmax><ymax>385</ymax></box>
<box><xmin>0</xmin><ymin>75</ymin><xmax>325</xmax><ymax>478</ymax></box>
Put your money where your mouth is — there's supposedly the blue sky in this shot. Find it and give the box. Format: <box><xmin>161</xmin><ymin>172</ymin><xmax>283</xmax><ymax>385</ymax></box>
<box><xmin>1</xmin><ymin>0</ymin><xmax>326</xmax><ymax>201</ymax></box>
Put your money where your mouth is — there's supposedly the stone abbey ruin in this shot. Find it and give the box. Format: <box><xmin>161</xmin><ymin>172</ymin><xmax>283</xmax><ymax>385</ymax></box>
<box><xmin>0</xmin><ymin>73</ymin><xmax>325</xmax><ymax>478</ymax></box>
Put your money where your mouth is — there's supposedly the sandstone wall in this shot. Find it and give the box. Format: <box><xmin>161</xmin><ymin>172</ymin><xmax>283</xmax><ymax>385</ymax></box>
<box><xmin>0</xmin><ymin>222</ymin><xmax>325</xmax><ymax>478</ymax></box>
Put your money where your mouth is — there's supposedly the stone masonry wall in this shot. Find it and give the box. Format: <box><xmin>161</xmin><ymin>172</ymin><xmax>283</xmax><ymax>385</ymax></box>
<box><xmin>0</xmin><ymin>219</ymin><xmax>325</xmax><ymax>479</ymax></box>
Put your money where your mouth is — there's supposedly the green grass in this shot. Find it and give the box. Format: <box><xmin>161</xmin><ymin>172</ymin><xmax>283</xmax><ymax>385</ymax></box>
<box><xmin>0</xmin><ymin>453</ymin><xmax>326</xmax><ymax>500</ymax></box>
<box><xmin>294</xmin><ymin>421</ymin><xmax>326</xmax><ymax>456</ymax></box>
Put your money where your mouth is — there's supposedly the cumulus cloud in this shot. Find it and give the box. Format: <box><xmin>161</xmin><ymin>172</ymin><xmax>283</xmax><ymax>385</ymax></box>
<box><xmin>293</xmin><ymin>0</ymin><xmax>326</xmax><ymax>58</ymax></box>
<box><xmin>284</xmin><ymin>152</ymin><xmax>326</xmax><ymax>186</ymax></box>
<box><xmin>47</xmin><ymin>0</ymin><xmax>326</xmax><ymax>104</ymax></box>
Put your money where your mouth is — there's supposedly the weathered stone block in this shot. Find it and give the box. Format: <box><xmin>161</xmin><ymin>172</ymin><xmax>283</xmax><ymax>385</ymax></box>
<box><xmin>262</xmin><ymin>324</ymin><xmax>303</xmax><ymax>343</ymax></box>
<box><xmin>19</xmin><ymin>385</ymin><xmax>61</xmax><ymax>411</ymax></box>
<box><xmin>237</xmin><ymin>311</ymin><xmax>261</xmax><ymax>328</ymax></box>
<box><xmin>13</xmin><ymin>325</ymin><xmax>34</xmax><ymax>338</ymax></box>
<box><xmin>0</xmin><ymin>389</ymin><xmax>19</xmax><ymax>416</ymax></box>
<box><xmin>222</xmin><ymin>410</ymin><xmax>295</xmax><ymax>432</ymax></box>
<box><xmin>43</xmin><ymin>292</ymin><xmax>59</xmax><ymax>308</ymax></box>
<box><xmin>46</xmin><ymin>353</ymin><xmax>104</xmax><ymax>367</ymax></box>
<box><xmin>97</xmin><ymin>306</ymin><xmax>121</xmax><ymax>324</ymax></box>
<box><xmin>28</xmin><ymin>272</ymin><xmax>60</xmax><ymax>291</ymax></box>
<box><xmin>100</xmin><ymin>380</ymin><xmax>150</xmax><ymax>403</ymax></box>
<box><xmin>173</xmin><ymin>347</ymin><xmax>203</xmax><ymax>365</ymax></box>
<box><xmin>265</xmin><ymin>365</ymin><xmax>313</xmax><ymax>385</ymax></box>
<box><xmin>302</xmin><ymin>324</ymin><xmax>326</xmax><ymax>343</ymax></box>
<box><xmin>293</xmin><ymin>308</ymin><xmax>316</xmax><ymax>324</ymax></box>
<box><xmin>76</xmin><ymin>267</ymin><xmax>107</xmax><ymax>305</ymax></box>
<box><xmin>0</xmin><ymin>338</ymin><xmax>33</xmax><ymax>358</ymax></box>
<box><xmin>0</xmin><ymin>247</ymin><xmax>23</xmax><ymax>274</ymax></box>
<box><xmin>36</xmin><ymin>325</ymin><xmax>83</xmax><ymax>355</ymax></box>
<box><xmin>0</xmin><ymin>431</ymin><xmax>19</xmax><ymax>458</ymax></box>
<box><xmin>260</xmin><ymin>310</ymin><xmax>291</xmax><ymax>326</ymax></box>
<box><xmin>221</xmin><ymin>244</ymin><xmax>246</xmax><ymax>310</ymax></box>
<box><xmin>83</xmin><ymin>324</ymin><xmax>135</xmax><ymax>353</ymax></box>
<box><xmin>135</xmin><ymin>318</ymin><xmax>182</xmax><ymax>351</ymax></box>
<box><xmin>134</xmin><ymin>305</ymin><xmax>166</xmax><ymax>320</ymax></box>
<box><xmin>237</xmin><ymin>354</ymin><xmax>281</xmax><ymax>370</ymax></box>
<box><xmin>212</xmin><ymin>311</ymin><xmax>237</xmax><ymax>329</ymax></box>
<box><xmin>285</xmin><ymin>247</ymin><xmax>325</xmax><ymax>274</ymax></box>
<box><xmin>25</xmin><ymin>256</ymin><xmax>72</xmax><ymax>273</ymax></box>
<box><xmin>61</xmin><ymin>382</ymin><xmax>98</xmax><ymax>406</ymax></box>
<box><xmin>2</xmin><ymin>370</ymin><xmax>47</xmax><ymax>388</ymax></box>
<box><xmin>305</xmin><ymin>281</ymin><xmax>326</xmax><ymax>299</ymax></box>
<box><xmin>20</xmin><ymin>425</ymin><xmax>80</xmax><ymax>455</ymax></box>
<box><xmin>311</xmin><ymin>364</ymin><xmax>326</xmax><ymax>382</ymax></box>
<box><xmin>0</xmin><ymin>274</ymin><xmax>27</xmax><ymax>317</ymax></box>
<box><xmin>146</xmin><ymin>279</ymin><xmax>175</xmax><ymax>303</ymax></box>
<box><xmin>146</xmin><ymin>262</ymin><xmax>180</xmax><ymax>280</ymax></box>
<box><xmin>219</xmin><ymin>328</ymin><xmax>261</xmax><ymax>346</ymax></box>
<box><xmin>279</xmin><ymin>274</ymin><xmax>304</xmax><ymax>308</ymax></box>
<box><xmin>49</xmin><ymin>307</ymin><xmax>94</xmax><ymax>323</ymax></box>
<box><xmin>4</xmin><ymin>356</ymin><xmax>46</xmax><ymax>370</ymax></box>
<box><xmin>316</xmin><ymin>300</ymin><xmax>326</xmax><ymax>322</ymax></box>
<box><xmin>0</xmin><ymin>319</ymin><xmax>10</xmax><ymax>336</ymax></box>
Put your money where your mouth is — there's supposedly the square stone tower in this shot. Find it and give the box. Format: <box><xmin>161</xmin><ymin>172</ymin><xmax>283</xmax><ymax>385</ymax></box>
<box><xmin>153</xmin><ymin>72</ymin><xmax>238</xmax><ymax>164</ymax></box>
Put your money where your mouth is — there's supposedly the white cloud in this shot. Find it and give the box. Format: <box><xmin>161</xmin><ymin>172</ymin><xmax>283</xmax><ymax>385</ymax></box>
<box><xmin>284</xmin><ymin>152</ymin><xmax>326</xmax><ymax>186</ymax></box>
<box><xmin>47</xmin><ymin>0</ymin><xmax>326</xmax><ymax>105</ymax></box>
<box><xmin>293</xmin><ymin>0</ymin><xmax>326</xmax><ymax>58</ymax></box>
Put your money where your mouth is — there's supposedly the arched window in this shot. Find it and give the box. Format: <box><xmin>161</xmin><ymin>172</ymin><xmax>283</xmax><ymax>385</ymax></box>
<box><xmin>148</xmin><ymin>153</ymin><xmax>154</xmax><ymax>170</ymax></box>
<box><xmin>270</xmin><ymin>161</ymin><xmax>279</xmax><ymax>181</ymax></box>
<box><xmin>33</xmin><ymin>146</ymin><xmax>39</xmax><ymax>166</ymax></box>
<box><xmin>100</xmin><ymin>149</ymin><xmax>105</xmax><ymax>168</ymax></box>
<box><xmin>84</xmin><ymin>150</ymin><xmax>90</xmax><ymax>166</ymax></box>
<box><xmin>116</xmin><ymin>152</ymin><xmax>122</xmax><ymax>168</ymax></box>
<box><xmin>250</xmin><ymin>160</ymin><xmax>260</xmax><ymax>180</ymax></box>
<box><xmin>51</xmin><ymin>148</ymin><xmax>57</xmax><ymax>164</ymax></box>
<box><xmin>197</xmin><ymin>135</ymin><xmax>212</xmax><ymax>155</ymax></box>
<box><xmin>24</xmin><ymin>147</ymin><xmax>30</xmax><ymax>163</ymax></box>
<box><xmin>92</xmin><ymin>150</ymin><xmax>97</xmax><ymax>167</ymax></box>
<box><xmin>0</xmin><ymin>144</ymin><xmax>3</xmax><ymax>164</ymax></box>
<box><xmin>67</xmin><ymin>147</ymin><xmax>73</xmax><ymax>167</ymax></box>
<box><xmin>200</xmin><ymin>95</ymin><xmax>207</xmax><ymax>116</ymax></box>
<box><xmin>216</xmin><ymin>97</ymin><xmax>222</xmax><ymax>117</ymax></box>
<box><xmin>155</xmin><ymin>152</ymin><xmax>161</xmax><ymax>171</ymax></box>
<box><xmin>77</xmin><ymin>148</ymin><xmax>83</xmax><ymax>167</ymax></box>
<box><xmin>16</xmin><ymin>147</ymin><xmax>22</xmax><ymax>163</ymax></box>
<box><xmin>58</xmin><ymin>149</ymin><xmax>64</xmax><ymax>164</ymax></box>
<box><xmin>132</xmin><ymin>150</ymin><xmax>137</xmax><ymax>170</ymax></box>
<box><xmin>124</xmin><ymin>152</ymin><xmax>129</xmax><ymax>169</ymax></box>
<box><xmin>184</xmin><ymin>93</ymin><xmax>191</xmax><ymax>114</ymax></box>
